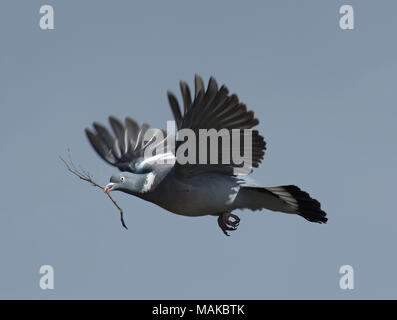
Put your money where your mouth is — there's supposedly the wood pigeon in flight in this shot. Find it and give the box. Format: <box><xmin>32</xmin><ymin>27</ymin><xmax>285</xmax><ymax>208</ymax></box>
<box><xmin>85</xmin><ymin>75</ymin><xmax>327</xmax><ymax>235</ymax></box>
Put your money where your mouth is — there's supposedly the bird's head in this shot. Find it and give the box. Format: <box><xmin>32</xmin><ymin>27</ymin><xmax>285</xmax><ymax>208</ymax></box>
<box><xmin>104</xmin><ymin>172</ymin><xmax>154</xmax><ymax>194</ymax></box>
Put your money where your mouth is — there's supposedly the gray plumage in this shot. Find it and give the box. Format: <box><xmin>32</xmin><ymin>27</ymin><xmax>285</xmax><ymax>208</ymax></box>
<box><xmin>86</xmin><ymin>75</ymin><xmax>327</xmax><ymax>235</ymax></box>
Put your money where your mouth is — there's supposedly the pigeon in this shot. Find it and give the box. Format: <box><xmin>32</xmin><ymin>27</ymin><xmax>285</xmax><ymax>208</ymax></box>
<box><xmin>85</xmin><ymin>75</ymin><xmax>327</xmax><ymax>235</ymax></box>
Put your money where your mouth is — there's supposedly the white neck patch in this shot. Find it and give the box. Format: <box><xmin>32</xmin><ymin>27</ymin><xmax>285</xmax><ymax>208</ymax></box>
<box><xmin>141</xmin><ymin>172</ymin><xmax>156</xmax><ymax>193</ymax></box>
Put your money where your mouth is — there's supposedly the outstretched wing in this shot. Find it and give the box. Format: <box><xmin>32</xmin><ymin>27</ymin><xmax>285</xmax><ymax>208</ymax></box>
<box><xmin>167</xmin><ymin>75</ymin><xmax>266</xmax><ymax>178</ymax></box>
<box><xmin>85</xmin><ymin>116</ymin><xmax>175</xmax><ymax>174</ymax></box>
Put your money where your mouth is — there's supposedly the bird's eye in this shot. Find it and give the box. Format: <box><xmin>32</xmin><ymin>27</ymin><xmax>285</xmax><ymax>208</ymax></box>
<box><xmin>120</xmin><ymin>176</ymin><xmax>125</xmax><ymax>182</ymax></box>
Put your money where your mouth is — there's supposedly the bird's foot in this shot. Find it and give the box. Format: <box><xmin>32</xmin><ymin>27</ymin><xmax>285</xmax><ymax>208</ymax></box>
<box><xmin>217</xmin><ymin>212</ymin><xmax>241</xmax><ymax>236</ymax></box>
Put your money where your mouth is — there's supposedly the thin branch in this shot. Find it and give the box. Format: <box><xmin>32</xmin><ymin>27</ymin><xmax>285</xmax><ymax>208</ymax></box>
<box><xmin>60</xmin><ymin>150</ymin><xmax>128</xmax><ymax>230</ymax></box>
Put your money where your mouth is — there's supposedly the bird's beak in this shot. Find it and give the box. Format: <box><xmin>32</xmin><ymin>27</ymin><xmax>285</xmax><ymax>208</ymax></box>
<box><xmin>104</xmin><ymin>183</ymin><xmax>116</xmax><ymax>193</ymax></box>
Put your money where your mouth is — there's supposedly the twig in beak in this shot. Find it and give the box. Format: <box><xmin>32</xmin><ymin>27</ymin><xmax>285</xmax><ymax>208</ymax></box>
<box><xmin>60</xmin><ymin>149</ymin><xmax>128</xmax><ymax>230</ymax></box>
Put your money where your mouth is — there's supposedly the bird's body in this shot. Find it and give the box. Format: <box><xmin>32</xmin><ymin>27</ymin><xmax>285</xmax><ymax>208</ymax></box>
<box><xmin>144</xmin><ymin>172</ymin><xmax>240</xmax><ymax>217</ymax></box>
<box><xmin>85</xmin><ymin>75</ymin><xmax>327</xmax><ymax>235</ymax></box>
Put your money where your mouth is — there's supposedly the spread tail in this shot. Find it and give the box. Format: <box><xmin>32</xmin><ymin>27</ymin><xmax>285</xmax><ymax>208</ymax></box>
<box><xmin>234</xmin><ymin>184</ymin><xmax>327</xmax><ymax>223</ymax></box>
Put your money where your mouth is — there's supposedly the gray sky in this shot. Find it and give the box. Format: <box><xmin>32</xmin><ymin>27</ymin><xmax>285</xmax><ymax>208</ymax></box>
<box><xmin>1</xmin><ymin>0</ymin><xmax>396</xmax><ymax>299</ymax></box>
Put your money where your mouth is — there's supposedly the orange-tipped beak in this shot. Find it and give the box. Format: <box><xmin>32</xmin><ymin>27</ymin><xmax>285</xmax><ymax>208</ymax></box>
<box><xmin>104</xmin><ymin>183</ymin><xmax>115</xmax><ymax>193</ymax></box>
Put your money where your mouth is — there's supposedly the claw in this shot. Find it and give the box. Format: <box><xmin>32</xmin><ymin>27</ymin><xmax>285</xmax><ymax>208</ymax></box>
<box><xmin>217</xmin><ymin>212</ymin><xmax>241</xmax><ymax>236</ymax></box>
<box><xmin>227</xmin><ymin>213</ymin><xmax>240</xmax><ymax>227</ymax></box>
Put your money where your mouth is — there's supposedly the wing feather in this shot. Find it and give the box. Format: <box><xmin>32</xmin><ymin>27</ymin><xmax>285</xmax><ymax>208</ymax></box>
<box><xmin>86</xmin><ymin>117</ymin><xmax>169</xmax><ymax>173</ymax></box>
<box><xmin>167</xmin><ymin>75</ymin><xmax>267</xmax><ymax>178</ymax></box>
